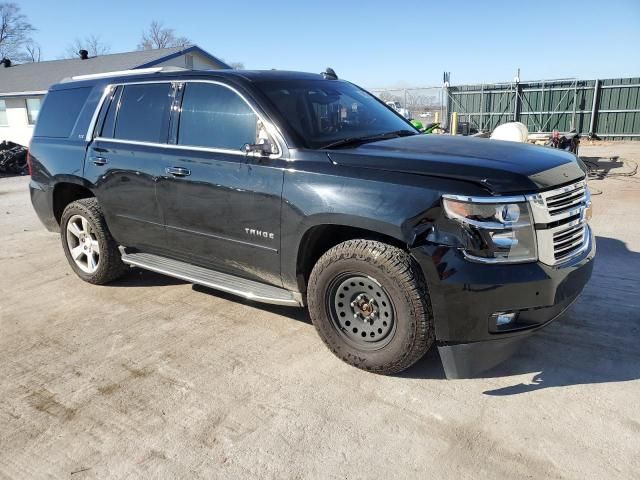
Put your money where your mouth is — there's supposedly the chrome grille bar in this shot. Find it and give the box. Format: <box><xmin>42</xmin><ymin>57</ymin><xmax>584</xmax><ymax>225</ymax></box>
<box><xmin>554</xmin><ymin>228</ymin><xmax>585</xmax><ymax>247</ymax></box>
<box><xmin>554</xmin><ymin>222</ymin><xmax>585</xmax><ymax>242</ymax></box>
<box><xmin>554</xmin><ymin>226</ymin><xmax>586</xmax><ymax>258</ymax></box>
<box><xmin>546</xmin><ymin>184</ymin><xmax>587</xmax><ymax>216</ymax></box>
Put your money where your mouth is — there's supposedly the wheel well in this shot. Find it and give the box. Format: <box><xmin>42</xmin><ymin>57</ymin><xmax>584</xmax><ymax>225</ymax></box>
<box><xmin>53</xmin><ymin>183</ymin><xmax>94</xmax><ymax>225</ymax></box>
<box><xmin>296</xmin><ymin>224</ymin><xmax>407</xmax><ymax>291</ymax></box>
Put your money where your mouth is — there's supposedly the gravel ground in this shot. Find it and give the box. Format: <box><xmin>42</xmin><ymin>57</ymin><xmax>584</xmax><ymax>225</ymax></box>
<box><xmin>0</xmin><ymin>142</ymin><xmax>639</xmax><ymax>479</ymax></box>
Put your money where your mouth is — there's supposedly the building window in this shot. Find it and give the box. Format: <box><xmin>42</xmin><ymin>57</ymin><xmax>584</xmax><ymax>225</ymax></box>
<box><xmin>185</xmin><ymin>54</ymin><xmax>194</xmax><ymax>69</ymax></box>
<box><xmin>26</xmin><ymin>98</ymin><xmax>41</xmax><ymax>125</ymax></box>
<box><xmin>0</xmin><ymin>100</ymin><xmax>7</xmax><ymax>126</ymax></box>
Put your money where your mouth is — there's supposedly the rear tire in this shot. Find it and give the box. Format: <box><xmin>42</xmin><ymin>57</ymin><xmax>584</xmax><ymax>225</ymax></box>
<box><xmin>60</xmin><ymin>198</ymin><xmax>128</xmax><ymax>285</ymax></box>
<box><xmin>307</xmin><ymin>240</ymin><xmax>434</xmax><ymax>375</ymax></box>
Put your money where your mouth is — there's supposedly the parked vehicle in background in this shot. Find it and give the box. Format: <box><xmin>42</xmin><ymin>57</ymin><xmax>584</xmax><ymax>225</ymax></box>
<box><xmin>29</xmin><ymin>67</ymin><xmax>595</xmax><ymax>378</ymax></box>
<box><xmin>385</xmin><ymin>101</ymin><xmax>412</xmax><ymax>120</ymax></box>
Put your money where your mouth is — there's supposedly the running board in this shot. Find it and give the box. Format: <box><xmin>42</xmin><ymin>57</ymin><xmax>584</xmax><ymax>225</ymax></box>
<box><xmin>120</xmin><ymin>251</ymin><xmax>303</xmax><ymax>307</ymax></box>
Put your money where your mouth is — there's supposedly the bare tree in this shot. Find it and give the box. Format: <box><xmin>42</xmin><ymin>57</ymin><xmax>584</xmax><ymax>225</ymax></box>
<box><xmin>0</xmin><ymin>3</ymin><xmax>35</xmax><ymax>60</ymax></box>
<box><xmin>64</xmin><ymin>34</ymin><xmax>110</xmax><ymax>58</ymax></box>
<box><xmin>138</xmin><ymin>21</ymin><xmax>191</xmax><ymax>50</ymax></box>
<box><xmin>23</xmin><ymin>41</ymin><xmax>40</xmax><ymax>62</ymax></box>
<box><xmin>229</xmin><ymin>61</ymin><xmax>245</xmax><ymax>70</ymax></box>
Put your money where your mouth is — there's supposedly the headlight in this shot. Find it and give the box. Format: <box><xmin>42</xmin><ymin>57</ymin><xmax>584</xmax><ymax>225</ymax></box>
<box><xmin>442</xmin><ymin>196</ymin><xmax>537</xmax><ymax>263</ymax></box>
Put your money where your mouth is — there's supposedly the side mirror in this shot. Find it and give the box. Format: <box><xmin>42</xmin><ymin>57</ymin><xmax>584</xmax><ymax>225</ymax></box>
<box><xmin>243</xmin><ymin>142</ymin><xmax>275</xmax><ymax>156</ymax></box>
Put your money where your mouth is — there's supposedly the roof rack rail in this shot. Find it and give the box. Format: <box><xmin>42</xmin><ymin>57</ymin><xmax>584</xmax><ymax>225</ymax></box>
<box><xmin>62</xmin><ymin>66</ymin><xmax>188</xmax><ymax>83</ymax></box>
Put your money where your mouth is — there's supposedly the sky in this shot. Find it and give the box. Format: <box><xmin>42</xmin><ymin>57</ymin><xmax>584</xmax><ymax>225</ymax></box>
<box><xmin>15</xmin><ymin>0</ymin><xmax>640</xmax><ymax>88</ymax></box>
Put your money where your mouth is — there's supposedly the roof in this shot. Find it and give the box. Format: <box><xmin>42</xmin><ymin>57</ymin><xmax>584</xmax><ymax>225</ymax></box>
<box><xmin>51</xmin><ymin>69</ymin><xmax>335</xmax><ymax>92</ymax></box>
<box><xmin>0</xmin><ymin>45</ymin><xmax>231</xmax><ymax>96</ymax></box>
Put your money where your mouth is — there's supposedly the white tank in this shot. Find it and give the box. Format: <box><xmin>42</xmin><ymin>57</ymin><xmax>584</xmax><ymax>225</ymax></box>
<box><xmin>490</xmin><ymin>122</ymin><xmax>529</xmax><ymax>143</ymax></box>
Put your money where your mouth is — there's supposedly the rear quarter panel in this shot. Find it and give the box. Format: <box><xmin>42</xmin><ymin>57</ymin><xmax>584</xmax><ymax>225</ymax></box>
<box><xmin>29</xmin><ymin>83</ymin><xmax>106</xmax><ymax>230</ymax></box>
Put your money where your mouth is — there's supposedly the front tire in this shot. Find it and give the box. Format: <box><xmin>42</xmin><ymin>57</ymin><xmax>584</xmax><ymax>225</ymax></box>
<box><xmin>60</xmin><ymin>198</ymin><xmax>128</xmax><ymax>285</ymax></box>
<box><xmin>307</xmin><ymin>240</ymin><xmax>434</xmax><ymax>375</ymax></box>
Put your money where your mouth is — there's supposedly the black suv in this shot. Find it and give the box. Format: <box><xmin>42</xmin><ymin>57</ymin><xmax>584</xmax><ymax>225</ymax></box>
<box><xmin>29</xmin><ymin>68</ymin><xmax>595</xmax><ymax>378</ymax></box>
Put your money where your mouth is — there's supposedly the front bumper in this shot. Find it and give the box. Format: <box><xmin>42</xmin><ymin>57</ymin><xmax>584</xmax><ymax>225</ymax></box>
<box><xmin>411</xmin><ymin>226</ymin><xmax>595</xmax><ymax>379</ymax></box>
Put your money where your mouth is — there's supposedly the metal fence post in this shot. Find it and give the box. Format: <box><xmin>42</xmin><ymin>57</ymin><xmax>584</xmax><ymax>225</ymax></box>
<box><xmin>443</xmin><ymin>85</ymin><xmax>450</xmax><ymax>130</ymax></box>
<box><xmin>513</xmin><ymin>80</ymin><xmax>521</xmax><ymax>123</ymax></box>
<box><xmin>571</xmin><ymin>80</ymin><xmax>578</xmax><ymax>131</ymax></box>
<box><xmin>479</xmin><ymin>84</ymin><xmax>484</xmax><ymax>131</ymax></box>
<box><xmin>439</xmin><ymin>88</ymin><xmax>444</xmax><ymax>128</ymax></box>
<box><xmin>442</xmin><ymin>72</ymin><xmax>450</xmax><ymax>130</ymax></box>
<box><xmin>538</xmin><ymin>81</ymin><xmax>545</xmax><ymax>132</ymax></box>
<box><xmin>589</xmin><ymin>79</ymin><xmax>600</xmax><ymax>136</ymax></box>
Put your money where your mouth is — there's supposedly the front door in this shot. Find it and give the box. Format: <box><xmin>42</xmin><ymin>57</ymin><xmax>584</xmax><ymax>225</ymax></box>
<box><xmin>84</xmin><ymin>82</ymin><xmax>174</xmax><ymax>251</ymax></box>
<box><xmin>156</xmin><ymin>81</ymin><xmax>285</xmax><ymax>286</ymax></box>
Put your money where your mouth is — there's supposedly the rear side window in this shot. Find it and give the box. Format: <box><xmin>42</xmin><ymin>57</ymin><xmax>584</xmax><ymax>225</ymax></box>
<box><xmin>33</xmin><ymin>87</ymin><xmax>91</xmax><ymax>138</ymax></box>
<box><xmin>178</xmin><ymin>83</ymin><xmax>258</xmax><ymax>150</ymax></box>
<box><xmin>114</xmin><ymin>83</ymin><xmax>172</xmax><ymax>143</ymax></box>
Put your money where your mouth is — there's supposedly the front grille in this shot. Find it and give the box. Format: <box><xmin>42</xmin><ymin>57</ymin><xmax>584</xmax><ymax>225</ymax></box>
<box><xmin>545</xmin><ymin>182</ymin><xmax>587</xmax><ymax>217</ymax></box>
<box><xmin>527</xmin><ymin>180</ymin><xmax>591</xmax><ymax>266</ymax></box>
<box><xmin>553</xmin><ymin>222</ymin><xmax>587</xmax><ymax>262</ymax></box>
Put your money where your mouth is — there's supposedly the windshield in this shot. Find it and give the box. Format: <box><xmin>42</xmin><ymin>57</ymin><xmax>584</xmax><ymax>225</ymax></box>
<box><xmin>254</xmin><ymin>79</ymin><xmax>417</xmax><ymax>149</ymax></box>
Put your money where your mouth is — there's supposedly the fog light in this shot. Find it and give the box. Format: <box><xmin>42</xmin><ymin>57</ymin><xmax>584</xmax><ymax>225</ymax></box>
<box><xmin>493</xmin><ymin>312</ymin><xmax>518</xmax><ymax>326</ymax></box>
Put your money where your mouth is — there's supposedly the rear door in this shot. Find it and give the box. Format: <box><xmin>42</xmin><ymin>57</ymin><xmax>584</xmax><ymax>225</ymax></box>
<box><xmin>84</xmin><ymin>82</ymin><xmax>175</xmax><ymax>251</ymax></box>
<box><xmin>156</xmin><ymin>81</ymin><xmax>285</xmax><ymax>285</ymax></box>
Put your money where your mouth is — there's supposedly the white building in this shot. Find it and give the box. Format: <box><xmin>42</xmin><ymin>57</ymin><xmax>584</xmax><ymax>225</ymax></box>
<box><xmin>0</xmin><ymin>46</ymin><xmax>230</xmax><ymax>146</ymax></box>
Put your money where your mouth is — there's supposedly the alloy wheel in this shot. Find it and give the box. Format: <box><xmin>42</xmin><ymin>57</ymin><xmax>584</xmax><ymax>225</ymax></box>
<box><xmin>66</xmin><ymin>214</ymin><xmax>100</xmax><ymax>274</ymax></box>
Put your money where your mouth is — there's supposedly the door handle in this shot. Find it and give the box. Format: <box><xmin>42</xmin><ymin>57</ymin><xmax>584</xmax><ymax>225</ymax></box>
<box><xmin>166</xmin><ymin>166</ymin><xmax>191</xmax><ymax>177</ymax></box>
<box><xmin>92</xmin><ymin>156</ymin><xmax>108</xmax><ymax>166</ymax></box>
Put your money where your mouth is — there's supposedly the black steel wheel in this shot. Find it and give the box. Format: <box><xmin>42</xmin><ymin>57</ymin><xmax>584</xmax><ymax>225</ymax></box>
<box><xmin>307</xmin><ymin>239</ymin><xmax>434</xmax><ymax>375</ymax></box>
<box><xmin>328</xmin><ymin>274</ymin><xmax>396</xmax><ymax>350</ymax></box>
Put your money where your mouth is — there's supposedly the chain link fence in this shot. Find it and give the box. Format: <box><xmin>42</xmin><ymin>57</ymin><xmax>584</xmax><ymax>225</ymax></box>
<box><xmin>368</xmin><ymin>86</ymin><xmax>445</xmax><ymax>123</ymax></box>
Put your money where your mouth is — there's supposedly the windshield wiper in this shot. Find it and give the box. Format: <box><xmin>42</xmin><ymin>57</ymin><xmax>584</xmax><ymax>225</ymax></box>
<box><xmin>320</xmin><ymin>129</ymin><xmax>417</xmax><ymax>149</ymax></box>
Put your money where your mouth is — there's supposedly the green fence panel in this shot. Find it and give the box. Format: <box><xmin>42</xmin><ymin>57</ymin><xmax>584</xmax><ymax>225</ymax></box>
<box><xmin>448</xmin><ymin>77</ymin><xmax>639</xmax><ymax>140</ymax></box>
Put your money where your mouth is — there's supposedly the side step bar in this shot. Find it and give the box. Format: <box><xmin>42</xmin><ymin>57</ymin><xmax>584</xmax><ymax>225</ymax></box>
<box><xmin>120</xmin><ymin>251</ymin><xmax>303</xmax><ymax>307</ymax></box>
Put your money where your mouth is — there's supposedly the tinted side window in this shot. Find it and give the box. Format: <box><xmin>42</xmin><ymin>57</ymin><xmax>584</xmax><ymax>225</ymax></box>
<box><xmin>114</xmin><ymin>83</ymin><xmax>172</xmax><ymax>143</ymax></box>
<box><xmin>33</xmin><ymin>87</ymin><xmax>91</xmax><ymax>138</ymax></box>
<box><xmin>178</xmin><ymin>83</ymin><xmax>257</xmax><ymax>150</ymax></box>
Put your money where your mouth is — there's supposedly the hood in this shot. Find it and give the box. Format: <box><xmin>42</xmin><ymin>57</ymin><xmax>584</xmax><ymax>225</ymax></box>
<box><xmin>327</xmin><ymin>135</ymin><xmax>586</xmax><ymax>194</ymax></box>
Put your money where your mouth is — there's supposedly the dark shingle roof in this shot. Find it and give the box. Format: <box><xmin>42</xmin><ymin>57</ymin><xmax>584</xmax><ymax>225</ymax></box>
<box><xmin>0</xmin><ymin>46</ymin><xmax>229</xmax><ymax>95</ymax></box>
